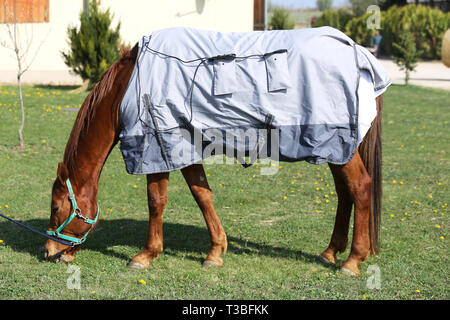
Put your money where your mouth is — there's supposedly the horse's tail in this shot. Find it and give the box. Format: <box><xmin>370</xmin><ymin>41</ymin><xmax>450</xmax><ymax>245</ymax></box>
<box><xmin>358</xmin><ymin>95</ymin><xmax>383</xmax><ymax>255</ymax></box>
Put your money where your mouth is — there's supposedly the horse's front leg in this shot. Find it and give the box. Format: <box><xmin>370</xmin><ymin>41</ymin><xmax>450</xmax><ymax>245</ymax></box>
<box><xmin>128</xmin><ymin>172</ymin><xmax>169</xmax><ymax>270</ymax></box>
<box><xmin>181</xmin><ymin>164</ymin><xmax>227</xmax><ymax>268</ymax></box>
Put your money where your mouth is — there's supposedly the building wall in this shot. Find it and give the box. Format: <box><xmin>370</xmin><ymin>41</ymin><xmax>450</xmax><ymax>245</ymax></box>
<box><xmin>0</xmin><ymin>0</ymin><xmax>253</xmax><ymax>85</ymax></box>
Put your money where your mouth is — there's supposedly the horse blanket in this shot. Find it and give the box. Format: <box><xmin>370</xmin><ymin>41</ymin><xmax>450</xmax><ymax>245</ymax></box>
<box><xmin>119</xmin><ymin>26</ymin><xmax>391</xmax><ymax>175</ymax></box>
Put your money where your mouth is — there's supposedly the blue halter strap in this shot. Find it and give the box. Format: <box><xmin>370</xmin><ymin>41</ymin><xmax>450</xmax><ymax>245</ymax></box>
<box><xmin>46</xmin><ymin>179</ymin><xmax>99</xmax><ymax>246</ymax></box>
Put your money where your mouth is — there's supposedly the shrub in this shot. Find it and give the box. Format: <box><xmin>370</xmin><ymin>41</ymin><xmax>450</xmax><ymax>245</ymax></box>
<box><xmin>312</xmin><ymin>8</ymin><xmax>353</xmax><ymax>30</ymax></box>
<box><xmin>345</xmin><ymin>12</ymin><xmax>376</xmax><ymax>47</ymax></box>
<box><xmin>382</xmin><ymin>4</ymin><xmax>450</xmax><ymax>59</ymax></box>
<box><xmin>62</xmin><ymin>0</ymin><xmax>121</xmax><ymax>88</ymax></box>
<box><xmin>314</xmin><ymin>4</ymin><xmax>449</xmax><ymax>60</ymax></box>
<box><xmin>269</xmin><ymin>8</ymin><xmax>295</xmax><ymax>30</ymax></box>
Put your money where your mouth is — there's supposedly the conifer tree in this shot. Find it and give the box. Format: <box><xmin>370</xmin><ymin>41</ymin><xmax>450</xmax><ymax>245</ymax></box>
<box><xmin>62</xmin><ymin>0</ymin><xmax>121</xmax><ymax>88</ymax></box>
<box><xmin>392</xmin><ymin>31</ymin><xmax>422</xmax><ymax>86</ymax></box>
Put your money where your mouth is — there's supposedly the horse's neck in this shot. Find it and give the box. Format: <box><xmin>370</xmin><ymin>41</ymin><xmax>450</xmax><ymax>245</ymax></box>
<box><xmin>70</xmin><ymin>103</ymin><xmax>118</xmax><ymax>195</ymax></box>
<box><xmin>65</xmin><ymin>45</ymin><xmax>138</xmax><ymax>195</ymax></box>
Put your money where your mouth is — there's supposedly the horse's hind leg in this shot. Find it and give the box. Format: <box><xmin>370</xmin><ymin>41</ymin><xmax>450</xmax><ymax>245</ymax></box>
<box><xmin>128</xmin><ymin>172</ymin><xmax>169</xmax><ymax>270</ymax></box>
<box><xmin>181</xmin><ymin>164</ymin><xmax>227</xmax><ymax>268</ymax></box>
<box><xmin>324</xmin><ymin>151</ymin><xmax>371</xmax><ymax>276</ymax></box>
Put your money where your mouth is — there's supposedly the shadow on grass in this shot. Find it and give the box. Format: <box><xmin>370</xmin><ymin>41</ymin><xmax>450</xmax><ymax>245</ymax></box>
<box><xmin>0</xmin><ymin>218</ymin><xmax>338</xmax><ymax>271</ymax></box>
<box><xmin>32</xmin><ymin>84</ymin><xmax>83</xmax><ymax>91</ymax></box>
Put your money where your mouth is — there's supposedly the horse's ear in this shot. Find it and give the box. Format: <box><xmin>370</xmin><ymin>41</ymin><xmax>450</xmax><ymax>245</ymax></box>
<box><xmin>57</xmin><ymin>162</ymin><xmax>69</xmax><ymax>186</ymax></box>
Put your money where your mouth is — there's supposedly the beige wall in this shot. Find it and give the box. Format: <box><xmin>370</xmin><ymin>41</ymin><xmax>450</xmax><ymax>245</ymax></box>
<box><xmin>0</xmin><ymin>0</ymin><xmax>253</xmax><ymax>85</ymax></box>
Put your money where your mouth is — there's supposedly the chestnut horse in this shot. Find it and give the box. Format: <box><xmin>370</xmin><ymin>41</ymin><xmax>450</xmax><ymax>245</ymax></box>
<box><xmin>45</xmin><ymin>44</ymin><xmax>383</xmax><ymax>276</ymax></box>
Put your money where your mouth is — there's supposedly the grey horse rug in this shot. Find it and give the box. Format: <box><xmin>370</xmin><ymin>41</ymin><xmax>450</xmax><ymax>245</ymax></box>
<box><xmin>118</xmin><ymin>26</ymin><xmax>391</xmax><ymax>175</ymax></box>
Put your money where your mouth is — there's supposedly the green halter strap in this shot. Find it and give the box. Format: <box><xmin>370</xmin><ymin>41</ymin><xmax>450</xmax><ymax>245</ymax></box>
<box><xmin>46</xmin><ymin>178</ymin><xmax>99</xmax><ymax>246</ymax></box>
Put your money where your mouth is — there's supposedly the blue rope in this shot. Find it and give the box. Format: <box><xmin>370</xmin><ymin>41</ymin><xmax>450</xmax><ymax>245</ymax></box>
<box><xmin>0</xmin><ymin>213</ymin><xmax>74</xmax><ymax>247</ymax></box>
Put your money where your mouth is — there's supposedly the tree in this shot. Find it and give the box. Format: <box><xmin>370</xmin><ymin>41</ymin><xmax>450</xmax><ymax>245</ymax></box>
<box><xmin>62</xmin><ymin>0</ymin><xmax>121</xmax><ymax>89</ymax></box>
<box><xmin>317</xmin><ymin>0</ymin><xmax>333</xmax><ymax>12</ymax></box>
<box><xmin>0</xmin><ymin>0</ymin><xmax>49</xmax><ymax>150</ymax></box>
<box><xmin>349</xmin><ymin>0</ymin><xmax>379</xmax><ymax>17</ymax></box>
<box><xmin>269</xmin><ymin>7</ymin><xmax>295</xmax><ymax>30</ymax></box>
<box><xmin>391</xmin><ymin>31</ymin><xmax>423</xmax><ymax>86</ymax></box>
<box><xmin>379</xmin><ymin>0</ymin><xmax>407</xmax><ymax>10</ymax></box>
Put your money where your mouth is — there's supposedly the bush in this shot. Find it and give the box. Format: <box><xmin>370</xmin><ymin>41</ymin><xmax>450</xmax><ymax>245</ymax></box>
<box><xmin>312</xmin><ymin>8</ymin><xmax>353</xmax><ymax>30</ymax></box>
<box><xmin>313</xmin><ymin>4</ymin><xmax>450</xmax><ymax>60</ymax></box>
<box><xmin>345</xmin><ymin>12</ymin><xmax>376</xmax><ymax>47</ymax></box>
<box><xmin>269</xmin><ymin>8</ymin><xmax>295</xmax><ymax>30</ymax></box>
<box><xmin>382</xmin><ymin>4</ymin><xmax>449</xmax><ymax>59</ymax></box>
<box><xmin>62</xmin><ymin>0</ymin><xmax>121</xmax><ymax>88</ymax></box>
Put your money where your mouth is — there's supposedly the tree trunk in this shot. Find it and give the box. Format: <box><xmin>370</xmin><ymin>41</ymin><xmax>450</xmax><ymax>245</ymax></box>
<box><xmin>17</xmin><ymin>74</ymin><xmax>25</xmax><ymax>150</ymax></box>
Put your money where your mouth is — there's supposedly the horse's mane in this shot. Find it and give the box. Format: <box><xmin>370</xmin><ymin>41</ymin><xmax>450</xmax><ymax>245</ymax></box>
<box><xmin>63</xmin><ymin>45</ymin><xmax>138</xmax><ymax>173</ymax></box>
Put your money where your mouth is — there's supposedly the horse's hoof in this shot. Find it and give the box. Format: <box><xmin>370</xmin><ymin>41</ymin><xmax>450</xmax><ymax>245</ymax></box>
<box><xmin>318</xmin><ymin>255</ymin><xmax>335</xmax><ymax>265</ymax></box>
<box><xmin>127</xmin><ymin>261</ymin><xmax>148</xmax><ymax>270</ymax></box>
<box><xmin>341</xmin><ymin>267</ymin><xmax>359</xmax><ymax>276</ymax></box>
<box><xmin>202</xmin><ymin>260</ymin><xmax>222</xmax><ymax>269</ymax></box>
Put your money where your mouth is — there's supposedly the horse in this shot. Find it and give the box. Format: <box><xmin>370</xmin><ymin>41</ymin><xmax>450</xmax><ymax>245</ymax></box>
<box><xmin>44</xmin><ymin>41</ymin><xmax>383</xmax><ymax>276</ymax></box>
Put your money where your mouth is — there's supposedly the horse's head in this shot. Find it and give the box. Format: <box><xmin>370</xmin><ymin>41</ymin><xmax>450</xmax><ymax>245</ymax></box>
<box><xmin>45</xmin><ymin>162</ymin><xmax>99</xmax><ymax>262</ymax></box>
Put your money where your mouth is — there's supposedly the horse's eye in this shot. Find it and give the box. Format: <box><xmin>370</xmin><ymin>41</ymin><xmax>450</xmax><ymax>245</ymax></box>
<box><xmin>51</xmin><ymin>207</ymin><xmax>59</xmax><ymax>214</ymax></box>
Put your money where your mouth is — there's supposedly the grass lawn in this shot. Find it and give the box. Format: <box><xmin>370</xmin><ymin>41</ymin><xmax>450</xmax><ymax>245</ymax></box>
<box><xmin>0</xmin><ymin>84</ymin><xmax>448</xmax><ymax>300</ymax></box>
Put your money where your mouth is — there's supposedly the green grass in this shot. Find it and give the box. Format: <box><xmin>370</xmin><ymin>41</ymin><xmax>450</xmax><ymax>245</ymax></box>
<box><xmin>0</xmin><ymin>84</ymin><xmax>448</xmax><ymax>300</ymax></box>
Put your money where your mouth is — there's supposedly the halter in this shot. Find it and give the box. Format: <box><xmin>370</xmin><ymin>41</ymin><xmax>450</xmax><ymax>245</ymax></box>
<box><xmin>46</xmin><ymin>179</ymin><xmax>99</xmax><ymax>246</ymax></box>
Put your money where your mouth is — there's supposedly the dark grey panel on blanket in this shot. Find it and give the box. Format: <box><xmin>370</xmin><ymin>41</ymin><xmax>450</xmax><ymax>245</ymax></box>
<box><xmin>119</xmin><ymin>123</ymin><xmax>356</xmax><ymax>175</ymax></box>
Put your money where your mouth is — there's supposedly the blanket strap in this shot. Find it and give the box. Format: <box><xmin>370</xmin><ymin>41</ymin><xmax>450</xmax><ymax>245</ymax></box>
<box><xmin>142</xmin><ymin>94</ymin><xmax>171</xmax><ymax>170</ymax></box>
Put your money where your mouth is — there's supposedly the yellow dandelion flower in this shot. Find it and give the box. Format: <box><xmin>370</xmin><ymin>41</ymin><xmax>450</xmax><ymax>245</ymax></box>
<box><xmin>133</xmin><ymin>184</ymin><xmax>138</xmax><ymax>188</ymax></box>
<box><xmin>0</xmin><ymin>240</ymin><xmax>3</xmax><ymax>244</ymax></box>
<box><xmin>138</xmin><ymin>279</ymin><xmax>147</xmax><ymax>285</ymax></box>
<box><xmin>283</xmin><ymin>196</ymin><xmax>287</xmax><ymax>200</ymax></box>
<box><xmin>390</xmin><ymin>214</ymin><xmax>395</xmax><ymax>218</ymax></box>
<box><xmin>429</xmin><ymin>194</ymin><xmax>433</xmax><ymax>199</ymax></box>
<box><xmin>392</xmin><ymin>180</ymin><xmax>397</xmax><ymax>184</ymax></box>
<box><xmin>435</xmin><ymin>224</ymin><xmax>441</xmax><ymax>229</ymax></box>
<box><xmin>440</xmin><ymin>236</ymin><xmax>444</xmax><ymax>240</ymax></box>
<box><xmin>42</xmin><ymin>139</ymin><xmax>47</xmax><ymax>143</ymax></box>
<box><xmin>362</xmin><ymin>295</ymin><xmax>367</xmax><ymax>300</ymax></box>
<box><xmin>416</xmin><ymin>290</ymin><xmax>420</xmax><ymax>293</ymax></box>
<box><xmin>4</xmin><ymin>205</ymin><xmax>8</xmax><ymax>208</ymax></box>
